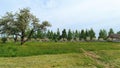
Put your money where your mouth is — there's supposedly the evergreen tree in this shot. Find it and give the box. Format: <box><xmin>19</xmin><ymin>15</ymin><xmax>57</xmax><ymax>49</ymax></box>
<box><xmin>78</xmin><ymin>31</ymin><xmax>81</xmax><ymax>40</ymax></box>
<box><xmin>84</xmin><ymin>29</ymin><xmax>89</xmax><ymax>40</ymax></box>
<box><xmin>46</xmin><ymin>30</ymin><xmax>54</xmax><ymax>40</ymax></box>
<box><xmin>98</xmin><ymin>29</ymin><xmax>107</xmax><ymax>40</ymax></box>
<box><xmin>53</xmin><ymin>32</ymin><xmax>57</xmax><ymax>41</ymax></box>
<box><xmin>56</xmin><ymin>28</ymin><xmax>60</xmax><ymax>40</ymax></box>
<box><xmin>85</xmin><ymin>29</ymin><xmax>89</xmax><ymax>37</ymax></box>
<box><xmin>89</xmin><ymin>28</ymin><xmax>96</xmax><ymax>40</ymax></box>
<box><xmin>80</xmin><ymin>29</ymin><xmax>85</xmax><ymax>40</ymax></box>
<box><xmin>108</xmin><ymin>28</ymin><xmax>114</xmax><ymax>36</ymax></box>
<box><xmin>102</xmin><ymin>29</ymin><xmax>107</xmax><ymax>40</ymax></box>
<box><xmin>67</xmin><ymin>29</ymin><xmax>72</xmax><ymax>41</ymax></box>
<box><xmin>72</xmin><ymin>31</ymin><xmax>75</xmax><ymax>39</ymax></box>
<box><xmin>74</xmin><ymin>30</ymin><xmax>79</xmax><ymax>40</ymax></box>
<box><xmin>50</xmin><ymin>31</ymin><xmax>54</xmax><ymax>40</ymax></box>
<box><xmin>43</xmin><ymin>32</ymin><xmax>47</xmax><ymax>39</ymax></box>
<box><xmin>98</xmin><ymin>30</ymin><xmax>102</xmax><ymax>39</ymax></box>
<box><xmin>61</xmin><ymin>29</ymin><xmax>67</xmax><ymax>39</ymax></box>
<box><xmin>36</xmin><ymin>29</ymin><xmax>44</xmax><ymax>39</ymax></box>
<box><xmin>46</xmin><ymin>30</ymin><xmax>51</xmax><ymax>39</ymax></box>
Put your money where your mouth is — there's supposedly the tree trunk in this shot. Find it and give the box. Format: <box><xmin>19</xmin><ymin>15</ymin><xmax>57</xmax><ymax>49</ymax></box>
<box><xmin>26</xmin><ymin>29</ymin><xmax>34</xmax><ymax>41</ymax></box>
<box><xmin>21</xmin><ymin>31</ymin><xmax>25</xmax><ymax>45</ymax></box>
<box><xmin>21</xmin><ymin>36</ymin><xmax>24</xmax><ymax>45</ymax></box>
<box><xmin>20</xmin><ymin>29</ymin><xmax>34</xmax><ymax>45</ymax></box>
<box><xmin>14</xmin><ymin>35</ymin><xmax>18</xmax><ymax>42</ymax></box>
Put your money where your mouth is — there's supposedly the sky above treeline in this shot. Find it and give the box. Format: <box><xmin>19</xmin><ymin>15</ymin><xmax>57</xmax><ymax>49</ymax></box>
<box><xmin>0</xmin><ymin>0</ymin><xmax>120</xmax><ymax>35</ymax></box>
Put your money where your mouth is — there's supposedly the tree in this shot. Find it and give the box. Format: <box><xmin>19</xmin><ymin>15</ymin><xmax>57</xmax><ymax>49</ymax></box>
<box><xmin>46</xmin><ymin>30</ymin><xmax>54</xmax><ymax>40</ymax></box>
<box><xmin>98</xmin><ymin>29</ymin><xmax>107</xmax><ymax>40</ymax></box>
<box><xmin>108</xmin><ymin>28</ymin><xmax>114</xmax><ymax>36</ymax></box>
<box><xmin>56</xmin><ymin>28</ymin><xmax>60</xmax><ymax>40</ymax></box>
<box><xmin>78</xmin><ymin>31</ymin><xmax>81</xmax><ymax>40</ymax></box>
<box><xmin>72</xmin><ymin>31</ymin><xmax>75</xmax><ymax>39</ymax></box>
<box><xmin>85</xmin><ymin>29</ymin><xmax>89</xmax><ymax>37</ymax></box>
<box><xmin>50</xmin><ymin>31</ymin><xmax>54</xmax><ymax>40</ymax></box>
<box><xmin>89</xmin><ymin>28</ymin><xmax>96</xmax><ymax>40</ymax></box>
<box><xmin>61</xmin><ymin>29</ymin><xmax>67</xmax><ymax>39</ymax></box>
<box><xmin>102</xmin><ymin>29</ymin><xmax>107</xmax><ymax>40</ymax></box>
<box><xmin>98</xmin><ymin>30</ymin><xmax>103</xmax><ymax>39</ymax></box>
<box><xmin>85</xmin><ymin>29</ymin><xmax>89</xmax><ymax>40</ymax></box>
<box><xmin>0</xmin><ymin>8</ymin><xmax>51</xmax><ymax>45</ymax></box>
<box><xmin>36</xmin><ymin>29</ymin><xmax>44</xmax><ymax>39</ymax></box>
<box><xmin>0</xmin><ymin>12</ymin><xmax>19</xmax><ymax>42</ymax></box>
<box><xmin>74</xmin><ymin>30</ymin><xmax>79</xmax><ymax>40</ymax></box>
<box><xmin>1</xmin><ymin>37</ymin><xmax>7</xmax><ymax>43</ymax></box>
<box><xmin>46</xmin><ymin>30</ymin><xmax>51</xmax><ymax>39</ymax></box>
<box><xmin>67</xmin><ymin>29</ymin><xmax>72</xmax><ymax>41</ymax></box>
<box><xmin>53</xmin><ymin>32</ymin><xmax>57</xmax><ymax>41</ymax></box>
<box><xmin>80</xmin><ymin>29</ymin><xmax>85</xmax><ymax>40</ymax></box>
<box><xmin>117</xmin><ymin>31</ymin><xmax>120</xmax><ymax>34</ymax></box>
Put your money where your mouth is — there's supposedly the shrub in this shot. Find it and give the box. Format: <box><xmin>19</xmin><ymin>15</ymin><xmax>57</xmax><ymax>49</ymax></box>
<box><xmin>1</xmin><ymin>37</ymin><xmax>7</xmax><ymax>43</ymax></box>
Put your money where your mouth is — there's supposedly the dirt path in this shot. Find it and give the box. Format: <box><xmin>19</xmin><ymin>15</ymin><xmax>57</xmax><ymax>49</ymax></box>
<box><xmin>80</xmin><ymin>48</ymin><xmax>114</xmax><ymax>68</ymax></box>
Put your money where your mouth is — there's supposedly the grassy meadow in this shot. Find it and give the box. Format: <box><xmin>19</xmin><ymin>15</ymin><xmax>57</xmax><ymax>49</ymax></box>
<box><xmin>0</xmin><ymin>42</ymin><xmax>120</xmax><ymax>68</ymax></box>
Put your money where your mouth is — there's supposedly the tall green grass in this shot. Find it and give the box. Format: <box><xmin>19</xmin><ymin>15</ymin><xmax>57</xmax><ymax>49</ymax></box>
<box><xmin>0</xmin><ymin>42</ymin><xmax>120</xmax><ymax>57</ymax></box>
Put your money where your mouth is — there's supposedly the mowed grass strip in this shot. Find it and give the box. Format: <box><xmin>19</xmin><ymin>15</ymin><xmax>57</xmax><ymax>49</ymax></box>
<box><xmin>0</xmin><ymin>52</ymin><xmax>120</xmax><ymax>68</ymax></box>
<box><xmin>0</xmin><ymin>53</ymin><xmax>103</xmax><ymax>68</ymax></box>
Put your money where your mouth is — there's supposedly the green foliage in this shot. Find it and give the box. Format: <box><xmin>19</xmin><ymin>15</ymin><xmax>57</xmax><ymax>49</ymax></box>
<box><xmin>89</xmin><ymin>28</ymin><xmax>96</xmax><ymax>40</ymax></box>
<box><xmin>49</xmin><ymin>31</ymin><xmax>54</xmax><ymax>40</ymax></box>
<box><xmin>80</xmin><ymin>29</ymin><xmax>85</xmax><ymax>40</ymax></box>
<box><xmin>85</xmin><ymin>29</ymin><xmax>89</xmax><ymax>37</ymax></box>
<box><xmin>56</xmin><ymin>28</ymin><xmax>60</xmax><ymax>40</ymax></box>
<box><xmin>53</xmin><ymin>32</ymin><xmax>57</xmax><ymax>41</ymax></box>
<box><xmin>62</xmin><ymin>29</ymin><xmax>67</xmax><ymax>39</ymax></box>
<box><xmin>67</xmin><ymin>29</ymin><xmax>72</xmax><ymax>40</ymax></box>
<box><xmin>98</xmin><ymin>29</ymin><xmax>107</xmax><ymax>40</ymax></box>
<box><xmin>1</xmin><ymin>37</ymin><xmax>7</xmax><ymax>43</ymax></box>
<box><xmin>74</xmin><ymin>30</ymin><xmax>79</xmax><ymax>40</ymax></box>
<box><xmin>0</xmin><ymin>8</ymin><xmax>51</xmax><ymax>45</ymax></box>
<box><xmin>35</xmin><ymin>29</ymin><xmax>47</xmax><ymax>39</ymax></box>
<box><xmin>117</xmin><ymin>31</ymin><xmax>120</xmax><ymax>34</ymax></box>
<box><xmin>108</xmin><ymin>28</ymin><xmax>114</xmax><ymax>36</ymax></box>
<box><xmin>36</xmin><ymin>29</ymin><xmax>44</xmax><ymax>39</ymax></box>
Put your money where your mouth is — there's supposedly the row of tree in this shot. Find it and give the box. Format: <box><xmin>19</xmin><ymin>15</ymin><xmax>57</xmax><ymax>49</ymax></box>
<box><xmin>1</xmin><ymin>27</ymin><xmax>119</xmax><ymax>43</ymax></box>
<box><xmin>32</xmin><ymin>28</ymin><xmax>95</xmax><ymax>41</ymax></box>
<box><xmin>30</xmin><ymin>28</ymin><xmax>119</xmax><ymax>41</ymax></box>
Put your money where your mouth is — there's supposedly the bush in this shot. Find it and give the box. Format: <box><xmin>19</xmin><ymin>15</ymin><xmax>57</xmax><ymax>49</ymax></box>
<box><xmin>1</xmin><ymin>37</ymin><xmax>7</xmax><ymax>43</ymax></box>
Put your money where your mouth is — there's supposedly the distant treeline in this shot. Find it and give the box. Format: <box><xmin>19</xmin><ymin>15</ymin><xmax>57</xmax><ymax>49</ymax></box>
<box><xmin>29</xmin><ymin>28</ymin><xmax>120</xmax><ymax>41</ymax></box>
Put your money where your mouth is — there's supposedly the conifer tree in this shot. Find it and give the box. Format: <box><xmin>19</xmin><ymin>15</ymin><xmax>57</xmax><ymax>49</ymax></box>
<box><xmin>89</xmin><ymin>28</ymin><xmax>96</xmax><ymax>40</ymax></box>
<box><xmin>80</xmin><ymin>29</ymin><xmax>85</xmax><ymax>40</ymax></box>
<box><xmin>74</xmin><ymin>30</ymin><xmax>79</xmax><ymax>40</ymax></box>
<box><xmin>56</xmin><ymin>28</ymin><xmax>60</xmax><ymax>40</ymax></box>
<box><xmin>62</xmin><ymin>29</ymin><xmax>67</xmax><ymax>39</ymax></box>
<box><xmin>108</xmin><ymin>28</ymin><xmax>114</xmax><ymax>36</ymax></box>
<box><xmin>98</xmin><ymin>29</ymin><xmax>107</xmax><ymax>40</ymax></box>
<box><xmin>67</xmin><ymin>29</ymin><xmax>72</xmax><ymax>41</ymax></box>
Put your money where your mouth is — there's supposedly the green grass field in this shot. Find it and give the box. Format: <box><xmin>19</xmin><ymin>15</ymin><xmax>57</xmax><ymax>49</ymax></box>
<box><xmin>0</xmin><ymin>42</ymin><xmax>120</xmax><ymax>68</ymax></box>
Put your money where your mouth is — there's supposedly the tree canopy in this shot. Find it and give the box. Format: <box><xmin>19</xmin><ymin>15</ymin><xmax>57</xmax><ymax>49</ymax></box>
<box><xmin>0</xmin><ymin>8</ymin><xmax>51</xmax><ymax>45</ymax></box>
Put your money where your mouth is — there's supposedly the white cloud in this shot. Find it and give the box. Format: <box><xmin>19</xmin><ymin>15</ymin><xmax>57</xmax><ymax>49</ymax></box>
<box><xmin>41</xmin><ymin>0</ymin><xmax>120</xmax><ymax>31</ymax></box>
<box><xmin>0</xmin><ymin>0</ymin><xmax>120</xmax><ymax>33</ymax></box>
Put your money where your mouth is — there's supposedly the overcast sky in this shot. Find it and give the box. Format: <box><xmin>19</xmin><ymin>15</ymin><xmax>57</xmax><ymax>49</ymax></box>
<box><xmin>0</xmin><ymin>0</ymin><xmax>120</xmax><ymax>35</ymax></box>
